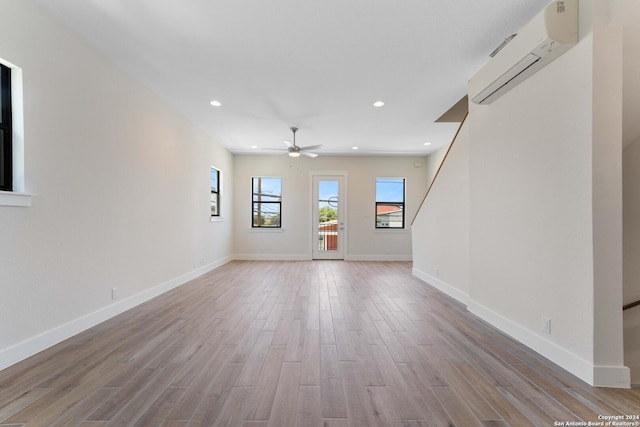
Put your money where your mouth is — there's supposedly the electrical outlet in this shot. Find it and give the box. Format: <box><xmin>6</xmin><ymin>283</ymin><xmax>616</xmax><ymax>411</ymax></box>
<box><xmin>541</xmin><ymin>316</ymin><xmax>551</xmax><ymax>334</ymax></box>
<box><xmin>112</xmin><ymin>287</ymin><xmax>119</xmax><ymax>300</ymax></box>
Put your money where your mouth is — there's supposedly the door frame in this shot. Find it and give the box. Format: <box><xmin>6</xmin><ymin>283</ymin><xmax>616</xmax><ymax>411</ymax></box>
<box><xmin>310</xmin><ymin>172</ymin><xmax>347</xmax><ymax>260</ymax></box>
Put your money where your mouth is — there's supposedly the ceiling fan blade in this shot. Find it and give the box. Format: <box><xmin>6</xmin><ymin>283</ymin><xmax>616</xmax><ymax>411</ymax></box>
<box><xmin>301</xmin><ymin>151</ymin><xmax>318</xmax><ymax>158</ymax></box>
<box><xmin>300</xmin><ymin>144</ymin><xmax>323</xmax><ymax>151</ymax></box>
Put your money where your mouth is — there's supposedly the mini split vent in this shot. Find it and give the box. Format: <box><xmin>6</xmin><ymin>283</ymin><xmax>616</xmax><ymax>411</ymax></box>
<box><xmin>468</xmin><ymin>0</ymin><xmax>579</xmax><ymax>105</ymax></box>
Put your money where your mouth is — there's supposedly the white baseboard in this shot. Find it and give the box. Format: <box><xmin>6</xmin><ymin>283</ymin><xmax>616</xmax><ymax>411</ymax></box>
<box><xmin>233</xmin><ymin>254</ymin><xmax>412</xmax><ymax>262</ymax></box>
<box><xmin>0</xmin><ymin>256</ymin><xmax>233</xmax><ymax>372</ymax></box>
<box><xmin>411</xmin><ymin>268</ymin><xmax>469</xmax><ymax>305</ymax></box>
<box><xmin>346</xmin><ymin>254</ymin><xmax>413</xmax><ymax>261</ymax></box>
<box><xmin>412</xmin><ymin>269</ymin><xmax>631</xmax><ymax>388</ymax></box>
<box><xmin>592</xmin><ymin>365</ymin><xmax>631</xmax><ymax>388</ymax></box>
<box><xmin>233</xmin><ymin>253</ymin><xmax>312</xmax><ymax>261</ymax></box>
<box><xmin>469</xmin><ymin>301</ymin><xmax>630</xmax><ymax>388</ymax></box>
<box><xmin>467</xmin><ymin>300</ymin><xmax>596</xmax><ymax>385</ymax></box>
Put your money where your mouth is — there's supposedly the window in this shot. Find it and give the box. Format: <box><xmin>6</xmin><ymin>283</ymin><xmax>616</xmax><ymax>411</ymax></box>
<box><xmin>0</xmin><ymin>58</ymin><xmax>28</xmax><ymax>206</ymax></box>
<box><xmin>210</xmin><ymin>167</ymin><xmax>221</xmax><ymax>218</ymax></box>
<box><xmin>375</xmin><ymin>177</ymin><xmax>405</xmax><ymax>229</ymax></box>
<box><xmin>0</xmin><ymin>62</ymin><xmax>12</xmax><ymax>191</ymax></box>
<box><xmin>252</xmin><ymin>176</ymin><xmax>281</xmax><ymax>228</ymax></box>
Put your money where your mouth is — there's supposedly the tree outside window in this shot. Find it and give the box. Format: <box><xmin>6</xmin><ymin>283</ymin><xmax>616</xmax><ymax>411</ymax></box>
<box><xmin>319</xmin><ymin>205</ymin><xmax>337</xmax><ymax>223</ymax></box>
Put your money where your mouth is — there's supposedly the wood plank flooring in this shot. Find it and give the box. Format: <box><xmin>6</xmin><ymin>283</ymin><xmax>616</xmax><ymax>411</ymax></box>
<box><xmin>1</xmin><ymin>260</ymin><xmax>639</xmax><ymax>426</ymax></box>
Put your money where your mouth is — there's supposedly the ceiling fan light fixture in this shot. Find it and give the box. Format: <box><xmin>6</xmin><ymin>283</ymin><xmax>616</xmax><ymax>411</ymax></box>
<box><xmin>263</xmin><ymin>126</ymin><xmax>322</xmax><ymax>158</ymax></box>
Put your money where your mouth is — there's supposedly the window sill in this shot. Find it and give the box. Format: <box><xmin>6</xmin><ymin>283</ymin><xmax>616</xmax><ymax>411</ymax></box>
<box><xmin>374</xmin><ymin>228</ymin><xmax>407</xmax><ymax>233</ymax></box>
<box><xmin>210</xmin><ymin>216</ymin><xmax>224</xmax><ymax>222</ymax></box>
<box><xmin>249</xmin><ymin>228</ymin><xmax>285</xmax><ymax>233</ymax></box>
<box><xmin>0</xmin><ymin>191</ymin><xmax>32</xmax><ymax>207</ymax></box>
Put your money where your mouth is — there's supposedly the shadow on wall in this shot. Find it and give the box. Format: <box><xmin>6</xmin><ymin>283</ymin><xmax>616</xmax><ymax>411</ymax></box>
<box><xmin>624</xmin><ymin>308</ymin><xmax>640</xmax><ymax>385</ymax></box>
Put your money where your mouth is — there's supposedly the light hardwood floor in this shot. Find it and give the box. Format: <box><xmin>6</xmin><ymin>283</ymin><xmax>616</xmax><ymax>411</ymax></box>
<box><xmin>1</xmin><ymin>261</ymin><xmax>638</xmax><ymax>426</ymax></box>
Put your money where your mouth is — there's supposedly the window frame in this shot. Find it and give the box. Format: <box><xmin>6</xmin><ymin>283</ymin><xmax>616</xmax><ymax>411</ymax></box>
<box><xmin>375</xmin><ymin>177</ymin><xmax>406</xmax><ymax>229</ymax></box>
<box><xmin>0</xmin><ymin>62</ymin><xmax>12</xmax><ymax>192</ymax></box>
<box><xmin>252</xmin><ymin>176</ymin><xmax>282</xmax><ymax>228</ymax></box>
<box><xmin>210</xmin><ymin>166</ymin><xmax>221</xmax><ymax>219</ymax></box>
<box><xmin>0</xmin><ymin>58</ymin><xmax>30</xmax><ymax>207</ymax></box>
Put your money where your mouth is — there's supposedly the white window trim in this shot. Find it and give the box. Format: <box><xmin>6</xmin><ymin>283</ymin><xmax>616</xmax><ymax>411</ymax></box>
<box><xmin>373</xmin><ymin>228</ymin><xmax>408</xmax><ymax>234</ymax></box>
<box><xmin>210</xmin><ymin>166</ymin><xmax>222</xmax><ymax>221</ymax></box>
<box><xmin>249</xmin><ymin>227</ymin><xmax>285</xmax><ymax>233</ymax></box>
<box><xmin>375</xmin><ymin>177</ymin><xmax>406</xmax><ymax>230</ymax></box>
<box><xmin>0</xmin><ymin>58</ymin><xmax>27</xmax><ymax>207</ymax></box>
<box><xmin>251</xmin><ymin>176</ymin><xmax>282</xmax><ymax>229</ymax></box>
<box><xmin>0</xmin><ymin>190</ymin><xmax>32</xmax><ymax>207</ymax></box>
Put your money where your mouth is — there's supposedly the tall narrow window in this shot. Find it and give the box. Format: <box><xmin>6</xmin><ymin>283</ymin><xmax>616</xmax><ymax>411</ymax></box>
<box><xmin>0</xmin><ymin>63</ymin><xmax>12</xmax><ymax>191</ymax></box>
<box><xmin>252</xmin><ymin>177</ymin><xmax>282</xmax><ymax>228</ymax></box>
<box><xmin>375</xmin><ymin>177</ymin><xmax>405</xmax><ymax>229</ymax></box>
<box><xmin>210</xmin><ymin>166</ymin><xmax>221</xmax><ymax>218</ymax></box>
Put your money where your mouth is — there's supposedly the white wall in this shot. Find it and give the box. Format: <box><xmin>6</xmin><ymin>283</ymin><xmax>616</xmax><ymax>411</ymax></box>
<box><xmin>623</xmin><ymin>137</ymin><xmax>640</xmax><ymax>384</ymax></box>
<box><xmin>622</xmin><ymin>21</ymin><xmax>640</xmax><ymax>307</ymax></box>
<box><xmin>468</xmin><ymin>31</ymin><xmax>600</xmax><ymax>380</ymax></box>
<box><xmin>591</xmin><ymin>0</ymin><xmax>627</xmax><ymax>387</ymax></box>
<box><xmin>412</xmin><ymin>123</ymin><xmax>470</xmax><ymax>302</ymax></box>
<box><xmin>623</xmin><ymin>139</ymin><xmax>640</xmax><ymax>306</ymax></box>
<box><xmin>234</xmin><ymin>155</ymin><xmax>430</xmax><ymax>260</ymax></box>
<box><xmin>423</xmin><ymin>145</ymin><xmax>449</xmax><ymax>188</ymax></box>
<box><xmin>412</xmin><ymin>0</ymin><xmax>629</xmax><ymax>387</ymax></box>
<box><xmin>0</xmin><ymin>0</ymin><xmax>234</xmax><ymax>369</ymax></box>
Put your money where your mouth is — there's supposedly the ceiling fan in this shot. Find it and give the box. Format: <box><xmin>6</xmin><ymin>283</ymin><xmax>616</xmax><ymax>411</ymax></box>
<box><xmin>265</xmin><ymin>127</ymin><xmax>322</xmax><ymax>158</ymax></box>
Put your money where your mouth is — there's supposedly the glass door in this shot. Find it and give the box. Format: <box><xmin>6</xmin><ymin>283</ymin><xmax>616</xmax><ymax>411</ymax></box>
<box><xmin>312</xmin><ymin>175</ymin><xmax>345</xmax><ymax>259</ymax></box>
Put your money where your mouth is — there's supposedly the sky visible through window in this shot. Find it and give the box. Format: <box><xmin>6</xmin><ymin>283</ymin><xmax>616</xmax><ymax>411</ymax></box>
<box><xmin>210</xmin><ymin>168</ymin><xmax>218</xmax><ymax>192</ymax></box>
<box><xmin>253</xmin><ymin>177</ymin><xmax>281</xmax><ymax>201</ymax></box>
<box><xmin>376</xmin><ymin>178</ymin><xmax>404</xmax><ymax>202</ymax></box>
<box><xmin>253</xmin><ymin>177</ymin><xmax>282</xmax><ymax>226</ymax></box>
<box><xmin>319</xmin><ymin>180</ymin><xmax>338</xmax><ymax>209</ymax></box>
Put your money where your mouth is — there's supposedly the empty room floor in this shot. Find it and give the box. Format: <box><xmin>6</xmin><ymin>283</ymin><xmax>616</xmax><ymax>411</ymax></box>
<box><xmin>0</xmin><ymin>260</ymin><xmax>638</xmax><ymax>426</ymax></box>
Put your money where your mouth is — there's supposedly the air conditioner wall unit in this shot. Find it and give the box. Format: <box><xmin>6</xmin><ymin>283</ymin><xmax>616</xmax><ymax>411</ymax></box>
<box><xmin>468</xmin><ymin>0</ymin><xmax>579</xmax><ymax>105</ymax></box>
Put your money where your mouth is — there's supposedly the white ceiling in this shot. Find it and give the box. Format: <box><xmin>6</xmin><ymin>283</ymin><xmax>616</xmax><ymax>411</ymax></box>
<box><xmin>35</xmin><ymin>0</ymin><xmax>550</xmax><ymax>156</ymax></box>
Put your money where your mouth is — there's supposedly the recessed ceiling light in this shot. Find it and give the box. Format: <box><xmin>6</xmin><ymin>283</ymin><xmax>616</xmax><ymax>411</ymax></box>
<box><xmin>251</xmin><ymin>145</ymin><xmax>258</xmax><ymax>149</ymax></box>
<box><xmin>210</xmin><ymin>100</ymin><xmax>222</xmax><ymax>107</ymax></box>
<box><xmin>373</xmin><ymin>101</ymin><xmax>385</xmax><ymax>107</ymax></box>
<box><xmin>424</xmin><ymin>142</ymin><xmax>432</xmax><ymax>146</ymax></box>
<box><xmin>352</xmin><ymin>146</ymin><xmax>359</xmax><ymax>150</ymax></box>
